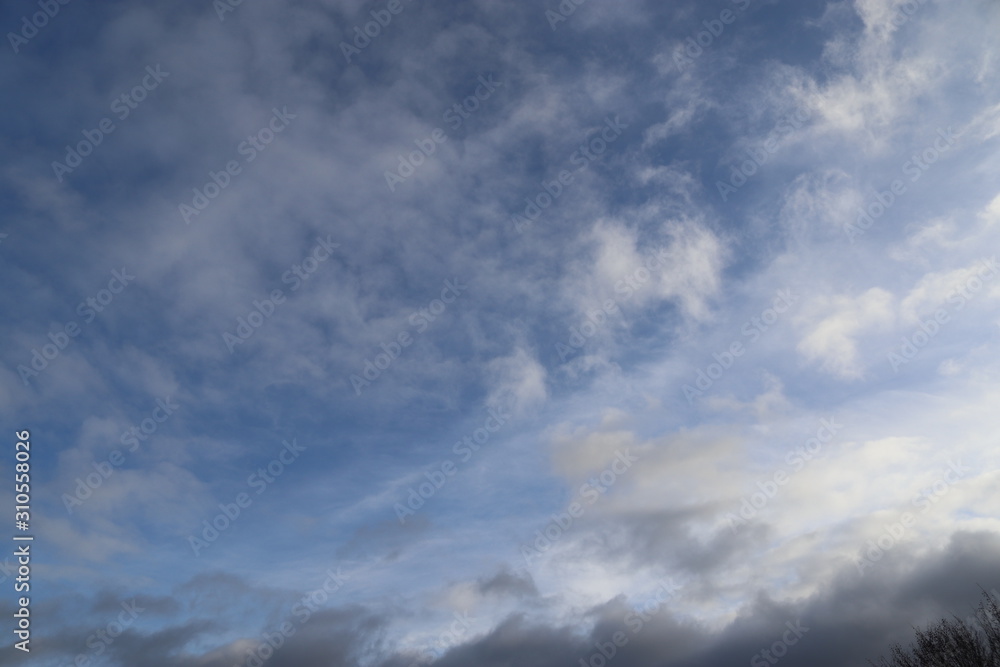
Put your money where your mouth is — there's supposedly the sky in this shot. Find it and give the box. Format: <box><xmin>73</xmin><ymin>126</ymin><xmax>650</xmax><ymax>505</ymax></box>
<box><xmin>1</xmin><ymin>0</ymin><xmax>1000</xmax><ymax>665</ymax></box>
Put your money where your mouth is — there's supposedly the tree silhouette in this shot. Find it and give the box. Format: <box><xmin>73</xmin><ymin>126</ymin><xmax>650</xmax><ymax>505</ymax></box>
<box><xmin>870</xmin><ymin>589</ymin><xmax>1000</xmax><ymax>667</ymax></box>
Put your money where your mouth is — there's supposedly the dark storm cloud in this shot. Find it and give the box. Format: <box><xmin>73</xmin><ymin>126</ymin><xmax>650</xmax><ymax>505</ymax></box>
<box><xmin>378</xmin><ymin>530</ymin><xmax>1000</xmax><ymax>667</ymax></box>
<box><xmin>72</xmin><ymin>531</ymin><xmax>989</xmax><ymax>667</ymax></box>
<box><xmin>576</xmin><ymin>505</ymin><xmax>774</xmax><ymax>575</ymax></box>
<box><xmin>477</xmin><ymin>566</ymin><xmax>540</xmax><ymax>599</ymax></box>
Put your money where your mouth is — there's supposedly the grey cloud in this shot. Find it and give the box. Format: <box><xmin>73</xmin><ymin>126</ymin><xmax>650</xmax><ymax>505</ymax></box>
<box><xmin>477</xmin><ymin>566</ymin><xmax>539</xmax><ymax>599</ymax></box>
<box><xmin>10</xmin><ymin>531</ymin><xmax>1000</xmax><ymax>667</ymax></box>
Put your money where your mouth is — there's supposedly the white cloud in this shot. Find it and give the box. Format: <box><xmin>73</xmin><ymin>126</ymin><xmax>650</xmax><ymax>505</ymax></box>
<box><xmin>797</xmin><ymin>288</ymin><xmax>895</xmax><ymax>379</ymax></box>
<box><xmin>485</xmin><ymin>347</ymin><xmax>548</xmax><ymax>415</ymax></box>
